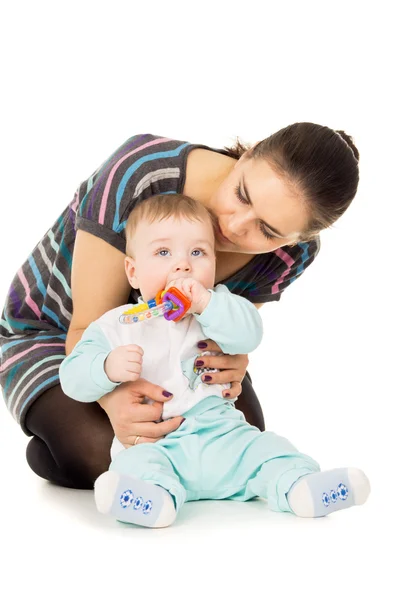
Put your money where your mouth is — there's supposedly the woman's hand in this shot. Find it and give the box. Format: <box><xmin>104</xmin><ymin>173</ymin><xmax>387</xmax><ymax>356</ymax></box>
<box><xmin>195</xmin><ymin>339</ymin><xmax>249</xmax><ymax>398</ymax></box>
<box><xmin>98</xmin><ymin>378</ymin><xmax>184</xmax><ymax>448</ymax></box>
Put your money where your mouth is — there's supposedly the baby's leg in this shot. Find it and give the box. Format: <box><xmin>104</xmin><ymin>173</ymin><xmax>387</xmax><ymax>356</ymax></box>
<box><xmin>286</xmin><ymin>468</ymin><xmax>370</xmax><ymax>517</ymax></box>
<box><xmin>231</xmin><ymin>429</ymin><xmax>370</xmax><ymax>517</ymax></box>
<box><xmin>94</xmin><ymin>444</ymin><xmax>186</xmax><ymax>528</ymax></box>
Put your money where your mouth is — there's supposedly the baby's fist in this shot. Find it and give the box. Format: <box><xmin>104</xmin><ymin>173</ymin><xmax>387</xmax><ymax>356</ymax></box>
<box><xmin>166</xmin><ymin>277</ymin><xmax>211</xmax><ymax>314</ymax></box>
<box><xmin>104</xmin><ymin>344</ymin><xmax>144</xmax><ymax>383</ymax></box>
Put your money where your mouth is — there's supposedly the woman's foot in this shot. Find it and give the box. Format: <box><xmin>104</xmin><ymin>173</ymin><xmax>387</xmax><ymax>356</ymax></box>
<box><xmin>287</xmin><ymin>468</ymin><xmax>370</xmax><ymax>517</ymax></box>
<box><xmin>94</xmin><ymin>471</ymin><xmax>177</xmax><ymax>528</ymax></box>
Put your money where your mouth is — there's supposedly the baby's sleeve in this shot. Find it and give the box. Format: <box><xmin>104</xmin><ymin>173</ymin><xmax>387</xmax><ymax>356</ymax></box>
<box><xmin>194</xmin><ymin>284</ymin><xmax>263</xmax><ymax>355</ymax></box>
<box><xmin>59</xmin><ymin>322</ymin><xmax>118</xmax><ymax>402</ymax></box>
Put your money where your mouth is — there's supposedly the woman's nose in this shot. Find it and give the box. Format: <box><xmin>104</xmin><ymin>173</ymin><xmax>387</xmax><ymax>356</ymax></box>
<box><xmin>228</xmin><ymin>218</ymin><xmax>247</xmax><ymax>237</ymax></box>
<box><xmin>229</xmin><ymin>209</ymin><xmax>253</xmax><ymax>237</ymax></box>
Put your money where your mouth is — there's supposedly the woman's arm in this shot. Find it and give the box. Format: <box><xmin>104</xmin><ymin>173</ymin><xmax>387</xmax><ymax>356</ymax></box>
<box><xmin>66</xmin><ymin>230</ymin><xmax>131</xmax><ymax>355</ymax></box>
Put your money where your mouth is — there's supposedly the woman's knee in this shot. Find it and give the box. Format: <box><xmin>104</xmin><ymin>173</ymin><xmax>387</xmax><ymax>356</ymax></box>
<box><xmin>25</xmin><ymin>385</ymin><xmax>114</xmax><ymax>488</ymax></box>
<box><xmin>26</xmin><ymin>434</ymin><xmax>112</xmax><ymax>489</ymax></box>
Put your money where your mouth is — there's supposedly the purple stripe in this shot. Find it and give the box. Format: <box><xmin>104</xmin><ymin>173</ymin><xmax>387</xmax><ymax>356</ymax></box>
<box><xmin>9</xmin><ymin>285</ymin><xmax>23</xmax><ymax>319</ymax></box>
<box><xmin>86</xmin><ymin>134</ymin><xmax>147</xmax><ymax>220</ymax></box>
<box><xmin>69</xmin><ymin>206</ymin><xmax>76</xmax><ymax>232</ymax></box>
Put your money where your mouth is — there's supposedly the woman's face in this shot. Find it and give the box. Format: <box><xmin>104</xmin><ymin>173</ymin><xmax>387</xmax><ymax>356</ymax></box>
<box><xmin>209</xmin><ymin>156</ymin><xmax>310</xmax><ymax>254</ymax></box>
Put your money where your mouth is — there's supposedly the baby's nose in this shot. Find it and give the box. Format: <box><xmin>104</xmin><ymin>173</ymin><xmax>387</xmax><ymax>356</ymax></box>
<box><xmin>174</xmin><ymin>264</ymin><xmax>191</xmax><ymax>272</ymax></box>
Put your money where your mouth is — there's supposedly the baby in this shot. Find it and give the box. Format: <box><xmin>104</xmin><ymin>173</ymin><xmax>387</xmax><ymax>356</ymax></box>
<box><xmin>60</xmin><ymin>193</ymin><xmax>370</xmax><ymax>527</ymax></box>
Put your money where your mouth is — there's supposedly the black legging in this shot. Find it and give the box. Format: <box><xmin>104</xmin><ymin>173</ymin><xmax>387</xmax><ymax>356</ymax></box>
<box><xmin>25</xmin><ymin>372</ymin><xmax>265</xmax><ymax>490</ymax></box>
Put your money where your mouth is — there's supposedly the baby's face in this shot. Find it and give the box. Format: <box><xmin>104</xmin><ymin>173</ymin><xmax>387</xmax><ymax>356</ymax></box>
<box><xmin>126</xmin><ymin>216</ymin><xmax>216</xmax><ymax>302</ymax></box>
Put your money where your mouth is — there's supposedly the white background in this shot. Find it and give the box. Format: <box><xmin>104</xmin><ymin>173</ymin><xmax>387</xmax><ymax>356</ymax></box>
<box><xmin>0</xmin><ymin>1</ymin><xmax>396</xmax><ymax>598</ymax></box>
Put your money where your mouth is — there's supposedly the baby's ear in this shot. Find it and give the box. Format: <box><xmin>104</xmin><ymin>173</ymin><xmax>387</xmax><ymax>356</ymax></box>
<box><xmin>125</xmin><ymin>256</ymin><xmax>138</xmax><ymax>288</ymax></box>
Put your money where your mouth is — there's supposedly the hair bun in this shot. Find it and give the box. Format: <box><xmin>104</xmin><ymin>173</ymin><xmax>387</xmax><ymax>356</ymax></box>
<box><xmin>335</xmin><ymin>130</ymin><xmax>360</xmax><ymax>161</ymax></box>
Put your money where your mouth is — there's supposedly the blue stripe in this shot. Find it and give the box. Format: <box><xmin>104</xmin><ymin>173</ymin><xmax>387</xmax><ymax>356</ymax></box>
<box><xmin>2</xmin><ymin>334</ymin><xmax>66</xmax><ymax>353</ymax></box>
<box><xmin>27</xmin><ymin>255</ymin><xmax>65</xmax><ymax>329</ymax></box>
<box><xmin>0</xmin><ymin>317</ymin><xmax>13</xmax><ymax>333</ymax></box>
<box><xmin>112</xmin><ymin>143</ymin><xmax>189</xmax><ymax>230</ymax></box>
<box><xmin>95</xmin><ymin>134</ymin><xmax>147</xmax><ymax>181</ymax></box>
<box><xmin>56</xmin><ymin>219</ymin><xmax>73</xmax><ymax>267</ymax></box>
<box><xmin>6</xmin><ymin>354</ymin><xmax>65</xmax><ymax>409</ymax></box>
<box><xmin>47</xmin><ymin>232</ymin><xmax>72</xmax><ymax>298</ymax></box>
<box><xmin>288</xmin><ymin>242</ymin><xmax>310</xmax><ymax>285</ymax></box>
<box><xmin>3</xmin><ymin>316</ymin><xmax>44</xmax><ymax>332</ymax></box>
<box><xmin>19</xmin><ymin>375</ymin><xmax>60</xmax><ymax>415</ymax></box>
<box><xmin>41</xmin><ymin>306</ymin><xmax>66</xmax><ymax>331</ymax></box>
<box><xmin>4</xmin><ymin>363</ymin><xmax>24</xmax><ymax>395</ymax></box>
<box><xmin>28</xmin><ymin>255</ymin><xmax>47</xmax><ymax>297</ymax></box>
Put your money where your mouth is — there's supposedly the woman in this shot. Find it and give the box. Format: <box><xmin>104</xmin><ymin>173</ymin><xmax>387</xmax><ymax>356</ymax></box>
<box><xmin>0</xmin><ymin>123</ymin><xmax>360</xmax><ymax>489</ymax></box>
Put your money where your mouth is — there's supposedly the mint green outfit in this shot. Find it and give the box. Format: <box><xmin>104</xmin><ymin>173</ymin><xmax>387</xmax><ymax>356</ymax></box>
<box><xmin>60</xmin><ymin>284</ymin><xmax>320</xmax><ymax>514</ymax></box>
<box><xmin>110</xmin><ymin>395</ymin><xmax>320</xmax><ymax>513</ymax></box>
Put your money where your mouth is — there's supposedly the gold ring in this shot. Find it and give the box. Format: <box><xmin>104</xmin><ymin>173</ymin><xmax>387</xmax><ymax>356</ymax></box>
<box><xmin>134</xmin><ymin>435</ymin><xmax>141</xmax><ymax>446</ymax></box>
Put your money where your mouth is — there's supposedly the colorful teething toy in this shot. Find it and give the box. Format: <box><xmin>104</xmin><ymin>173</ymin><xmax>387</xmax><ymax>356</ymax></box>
<box><xmin>119</xmin><ymin>287</ymin><xmax>191</xmax><ymax>325</ymax></box>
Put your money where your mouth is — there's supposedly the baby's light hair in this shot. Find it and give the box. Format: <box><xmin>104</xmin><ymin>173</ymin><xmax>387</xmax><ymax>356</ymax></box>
<box><xmin>125</xmin><ymin>194</ymin><xmax>217</xmax><ymax>257</ymax></box>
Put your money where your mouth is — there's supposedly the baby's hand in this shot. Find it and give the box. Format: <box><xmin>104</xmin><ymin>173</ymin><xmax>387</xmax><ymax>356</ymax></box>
<box><xmin>104</xmin><ymin>345</ymin><xmax>144</xmax><ymax>383</ymax></box>
<box><xmin>166</xmin><ymin>277</ymin><xmax>211</xmax><ymax>315</ymax></box>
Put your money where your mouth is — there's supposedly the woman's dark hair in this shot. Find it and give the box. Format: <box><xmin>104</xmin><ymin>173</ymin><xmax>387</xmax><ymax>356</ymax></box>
<box><xmin>224</xmin><ymin>123</ymin><xmax>360</xmax><ymax>241</ymax></box>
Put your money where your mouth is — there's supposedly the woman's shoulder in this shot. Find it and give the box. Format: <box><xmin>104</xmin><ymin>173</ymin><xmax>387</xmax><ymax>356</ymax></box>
<box><xmin>219</xmin><ymin>237</ymin><xmax>321</xmax><ymax>303</ymax></box>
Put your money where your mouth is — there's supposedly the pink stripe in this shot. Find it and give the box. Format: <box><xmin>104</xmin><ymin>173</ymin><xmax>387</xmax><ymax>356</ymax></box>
<box><xmin>0</xmin><ymin>343</ymin><xmax>65</xmax><ymax>373</ymax></box>
<box><xmin>271</xmin><ymin>248</ymin><xmax>296</xmax><ymax>294</ymax></box>
<box><xmin>71</xmin><ymin>189</ymin><xmax>79</xmax><ymax>213</ymax></box>
<box><xmin>18</xmin><ymin>268</ymin><xmax>42</xmax><ymax>319</ymax></box>
<box><xmin>98</xmin><ymin>138</ymin><xmax>171</xmax><ymax>224</ymax></box>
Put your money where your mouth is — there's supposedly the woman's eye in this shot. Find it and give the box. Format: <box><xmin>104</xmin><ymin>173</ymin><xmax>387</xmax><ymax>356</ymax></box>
<box><xmin>259</xmin><ymin>227</ymin><xmax>275</xmax><ymax>240</ymax></box>
<box><xmin>234</xmin><ymin>184</ymin><xmax>250</xmax><ymax>205</ymax></box>
<box><xmin>234</xmin><ymin>185</ymin><xmax>275</xmax><ymax>241</ymax></box>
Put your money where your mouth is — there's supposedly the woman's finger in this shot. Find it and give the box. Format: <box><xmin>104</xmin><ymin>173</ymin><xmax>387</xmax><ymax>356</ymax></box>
<box><xmin>129</xmin><ymin>402</ymin><xmax>163</xmax><ymax>423</ymax></box>
<box><xmin>201</xmin><ymin>369</ymin><xmax>241</xmax><ymax>385</ymax></box>
<box><xmin>138</xmin><ymin>416</ymin><xmax>184</xmax><ymax>438</ymax></box>
<box><xmin>195</xmin><ymin>354</ymin><xmax>242</xmax><ymax>371</ymax></box>
<box><xmin>223</xmin><ymin>381</ymin><xmax>242</xmax><ymax>399</ymax></box>
<box><xmin>197</xmin><ymin>339</ymin><xmax>222</xmax><ymax>353</ymax></box>
<box><xmin>123</xmin><ymin>435</ymin><xmax>164</xmax><ymax>447</ymax></box>
<box><xmin>124</xmin><ymin>379</ymin><xmax>174</xmax><ymax>404</ymax></box>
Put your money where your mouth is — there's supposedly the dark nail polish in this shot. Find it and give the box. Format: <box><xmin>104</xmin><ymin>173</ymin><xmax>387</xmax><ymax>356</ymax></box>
<box><xmin>196</xmin><ymin>360</ymin><xmax>204</xmax><ymax>367</ymax></box>
<box><xmin>204</xmin><ymin>375</ymin><xmax>212</xmax><ymax>382</ymax></box>
<box><xmin>198</xmin><ymin>342</ymin><xmax>207</xmax><ymax>349</ymax></box>
<box><xmin>162</xmin><ymin>391</ymin><xmax>173</xmax><ymax>397</ymax></box>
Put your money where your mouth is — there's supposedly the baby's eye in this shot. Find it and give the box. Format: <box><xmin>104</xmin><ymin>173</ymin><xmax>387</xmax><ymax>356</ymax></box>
<box><xmin>156</xmin><ymin>249</ymin><xmax>207</xmax><ymax>257</ymax></box>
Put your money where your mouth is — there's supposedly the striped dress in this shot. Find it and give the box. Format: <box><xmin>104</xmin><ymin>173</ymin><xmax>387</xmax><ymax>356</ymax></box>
<box><xmin>0</xmin><ymin>134</ymin><xmax>320</xmax><ymax>434</ymax></box>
